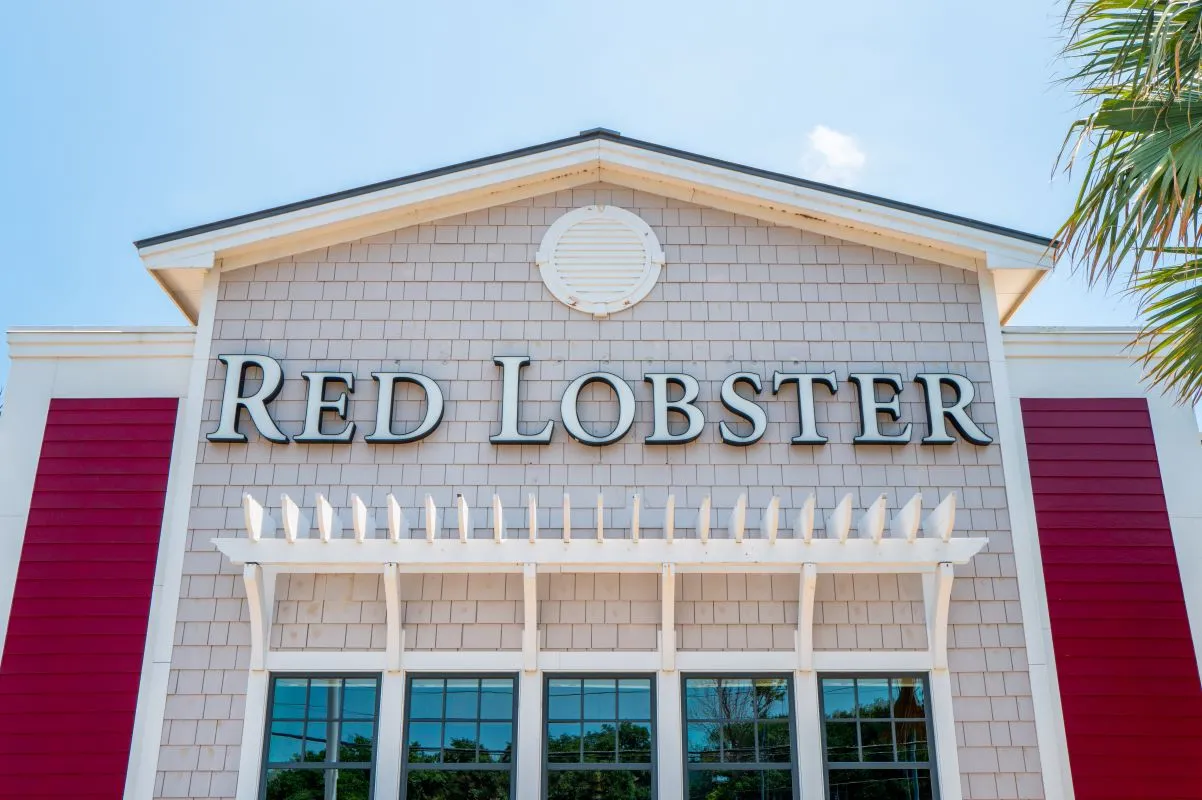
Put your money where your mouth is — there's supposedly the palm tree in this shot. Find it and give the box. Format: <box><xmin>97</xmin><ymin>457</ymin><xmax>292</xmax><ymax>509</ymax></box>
<box><xmin>1058</xmin><ymin>0</ymin><xmax>1202</xmax><ymax>403</ymax></box>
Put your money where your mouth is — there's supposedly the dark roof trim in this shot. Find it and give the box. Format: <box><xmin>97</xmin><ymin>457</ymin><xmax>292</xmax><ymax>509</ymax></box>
<box><xmin>134</xmin><ymin>129</ymin><xmax>1054</xmax><ymax>250</ymax></box>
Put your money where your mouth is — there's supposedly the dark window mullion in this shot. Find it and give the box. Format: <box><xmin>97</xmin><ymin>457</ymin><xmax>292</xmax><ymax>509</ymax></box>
<box><xmin>548</xmin><ymin>763</ymin><xmax>653</xmax><ymax>771</ymax></box>
<box><xmin>401</xmin><ymin>674</ymin><xmax>516</xmax><ymax>799</ymax></box>
<box><xmin>688</xmin><ymin>761</ymin><xmax>780</xmax><ymax>770</ymax></box>
<box><xmin>475</xmin><ymin>678</ymin><xmax>483</xmax><ymax>763</ymax></box>
<box><xmin>409</xmin><ymin>763</ymin><xmax>511</xmax><ymax>772</ymax></box>
<box><xmin>261</xmin><ymin>676</ymin><xmax>380</xmax><ymax>800</ymax></box>
<box><xmin>819</xmin><ymin>674</ymin><xmax>937</xmax><ymax>800</ymax></box>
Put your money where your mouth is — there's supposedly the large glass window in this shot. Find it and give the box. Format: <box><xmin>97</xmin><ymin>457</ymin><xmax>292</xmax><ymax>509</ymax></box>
<box><xmin>683</xmin><ymin>675</ymin><xmax>795</xmax><ymax>800</ymax></box>
<box><xmin>401</xmin><ymin>675</ymin><xmax>517</xmax><ymax>799</ymax></box>
<box><xmin>820</xmin><ymin>675</ymin><xmax>935</xmax><ymax>800</ymax></box>
<box><xmin>261</xmin><ymin>675</ymin><xmax>379</xmax><ymax>800</ymax></box>
<box><xmin>544</xmin><ymin>675</ymin><xmax>655</xmax><ymax>800</ymax></box>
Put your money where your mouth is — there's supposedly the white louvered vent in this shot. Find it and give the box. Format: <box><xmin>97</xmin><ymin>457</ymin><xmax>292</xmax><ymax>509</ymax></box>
<box><xmin>536</xmin><ymin>205</ymin><xmax>665</xmax><ymax>317</ymax></box>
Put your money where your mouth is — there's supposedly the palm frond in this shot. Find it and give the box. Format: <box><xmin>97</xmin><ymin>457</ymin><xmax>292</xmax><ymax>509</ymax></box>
<box><xmin>1132</xmin><ymin>257</ymin><xmax>1202</xmax><ymax>402</ymax></box>
<box><xmin>1063</xmin><ymin>1</ymin><xmax>1202</xmax><ymax>98</ymax></box>
<box><xmin>1059</xmin><ymin>0</ymin><xmax>1202</xmax><ymax>404</ymax></box>
<box><xmin>1058</xmin><ymin>92</ymin><xmax>1202</xmax><ymax>282</ymax></box>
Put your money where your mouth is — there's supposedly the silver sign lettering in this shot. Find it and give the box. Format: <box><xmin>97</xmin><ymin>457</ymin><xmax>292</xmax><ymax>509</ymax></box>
<box><xmin>849</xmin><ymin>373</ymin><xmax>912</xmax><ymax>444</ymax></box>
<box><xmin>491</xmin><ymin>356</ymin><xmax>554</xmax><ymax>445</ymax></box>
<box><xmin>366</xmin><ymin>372</ymin><xmax>445</xmax><ymax>444</ymax></box>
<box><xmin>719</xmin><ymin>372</ymin><xmax>767</xmax><ymax>446</ymax></box>
<box><xmin>560</xmin><ymin>372</ymin><xmax>636</xmax><ymax>446</ymax></box>
<box><xmin>914</xmin><ymin>373</ymin><xmax>993</xmax><ymax>446</ymax></box>
<box><xmin>206</xmin><ymin>354</ymin><xmax>994</xmax><ymax>447</ymax></box>
<box><xmin>295</xmin><ymin>372</ymin><xmax>356</xmax><ymax>443</ymax></box>
<box><xmin>644</xmin><ymin>373</ymin><xmax>704</xmax><ymax>444</ymax></box>
<box><xmin>773</xmin><ymin>371</ymin><xmax>838</xmax><ymax>444</ymax></box>
<box><xmin>207</xmin><ymin>354</ymin><xmax>289</xmax><ymax>443</ymax></box>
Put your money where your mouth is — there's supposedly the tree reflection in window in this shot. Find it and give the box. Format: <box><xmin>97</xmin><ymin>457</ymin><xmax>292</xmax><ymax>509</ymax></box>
<box><xmin>545</xmin><ymin>676</ymin><xmax>654</xmax><ymax>800</ymax></box>
<box><xmin>683</xmin><ymin>676</ymin><xmax>795</xmax><ymax>800</ymax></box>
<box><xmin>820</xmin><ymin>675</ymin><xmax>935</xmax><ymax>800</ymax></box>
<box><xmin>402</xmin><ymin>676</ymin><xmax>516</xmax><ymax>800</ymax></box>
<box><xmin>261</xmin><ymin>675</ymin><xmax>378</xmax><ymax>800</ymax></box>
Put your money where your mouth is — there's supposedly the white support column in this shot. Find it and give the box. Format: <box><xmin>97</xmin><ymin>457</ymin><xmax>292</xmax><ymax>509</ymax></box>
<box><xmin>374</xmin><ymin>672</ymin><xmax>406</xmax><ymax>800</ymax></box>
<box><xmin>243</xmin><ymin>563</ymin><xmax>271</xmax><ymax>671</ymax></box>
<box><xmin>523</xmin><ymin>563</ymin><xmax>538</xmax><ymax>673</ymax></box>
<box><xmin>795</xmin><ymin>562</ymin><xmax>823</xmax><ymax>800</ymax></box>
<box><xmin>796</xmin><ymin>562</ymin><xmax>818</xmax><ymax>672</ymax></box>
<box><xmin>929</xmin><ymin>669</ymin><xmax>964</xmax><ymax>800</ymax></box>
<box><xmin>661</xmin><ymin>563</ymin><xmax>676</xmax><ymax>672</ymax></box>
<box><xmin>379</xmin><ymin>557</ymin><xmax>407</xmax><ymax>800</ymax></box>
<box><xmin>794</xmin><ymin>670</ymin><xmax>825</xmax><ymax>800</ymax></box>
<box><xmin>516</xmin><ymin>670</ymin><xmax>543</xmax><ymax>800</ymax></box>
<box><xmin>979</xmin><ymin>270</ymin><xmax>1073</xmax><ymax>800</ymax></box>
<box><xmin>235</xmin><ymin>670</ymin><xmax>271</xmax><ymax>800</ymax></box>
<box><xmin>923</xmin><ymin>561</ymin><xmax>963</xmax><ymax>800</ymax></box>
<box><xmin>657</xmin><ymin>669</ymin><xmax>684</xmax><ymax>800</ymax></box>
<box><xmin>125</xmin><ymin>266</ymin><xmax>219</xmax><ymax>800</ymax></box>
<box><xmin>924</xmin><ymin>563</ymin><xmax>955</xmax><ymax>670</ymax></box>
<box><xmin>383</xmin><ymin>563</ymin><xmax>405</xmax><ymax>672</ymax></box>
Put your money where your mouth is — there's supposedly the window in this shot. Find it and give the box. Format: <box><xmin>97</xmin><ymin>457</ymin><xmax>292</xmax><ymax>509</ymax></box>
<box><xmin>545</xmin><ymin>675</ymin><xmax>655</xmax><ymax>800</ymax></box>
<box><xmin>401</xmin><ymin>675</ymin><xmax>517</xmax><ymax>799</ymax></box>
<box><xmin>820</xmin><ymin>675</ymin><xmax>936</xmax><ymax>800</ymax></box>
<box><xmin>683</xmin><ymin>675</ymin><xmax>795</xmax><ymax>800</ymax></box>
<box><xmin>261</xmin><ymin>675</ymin><xmax>379</xmax><ymax>800</ymax></box>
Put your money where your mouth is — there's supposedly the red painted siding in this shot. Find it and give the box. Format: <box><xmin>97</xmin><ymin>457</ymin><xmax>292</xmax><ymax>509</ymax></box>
<box><xmin>1022</xmin><ymin>397</ymin><xmax>1202</xmax><ymax>799</ymax></box>
<box><xmin>0</xmin><ymin>398</ymin><xmax>178</xmax><ymax>800</ymax></box>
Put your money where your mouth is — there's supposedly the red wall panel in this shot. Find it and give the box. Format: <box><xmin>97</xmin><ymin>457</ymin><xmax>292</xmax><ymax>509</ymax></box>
<box><xmin>1022</xmin><ymin>397</ymin><xmax>1202</xmax><ymax>800</ymax></box>
<box><xmin>0</xmin><ymin>398</ymin><xmax>177</xmax><ymax>800</ymax></box>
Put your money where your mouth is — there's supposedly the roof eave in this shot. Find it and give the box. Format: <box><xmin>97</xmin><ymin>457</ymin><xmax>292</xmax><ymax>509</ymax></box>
<box><xmin>135</xmin><ymin>130</ymin><xmax>1055</xmax><ymax>323</ymax></box>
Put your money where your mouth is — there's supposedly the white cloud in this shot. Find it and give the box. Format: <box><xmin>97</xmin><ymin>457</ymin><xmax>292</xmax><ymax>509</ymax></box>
<box><xmin>802</xmin><ymin>125</ymin><xmax>866</xmax><ymax>186</ymax></box>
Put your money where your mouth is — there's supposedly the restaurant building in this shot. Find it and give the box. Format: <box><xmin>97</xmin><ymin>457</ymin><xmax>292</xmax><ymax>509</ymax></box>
<box><xmin>1</xmin><ymin>129</ymin><xmax>1200</xmax><ymax>800</ymax></box>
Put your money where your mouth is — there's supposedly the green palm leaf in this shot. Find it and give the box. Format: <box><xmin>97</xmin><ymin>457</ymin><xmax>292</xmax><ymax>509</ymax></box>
<box><xmin>1059</xmin><ymin>0</ymin><xmax>1202</xmax><ymax>403</ymax></box>
<box><xmin>1134</xmin><ymin>258</ymin><xmax>1202</xmax><ymax>399</ymax></box>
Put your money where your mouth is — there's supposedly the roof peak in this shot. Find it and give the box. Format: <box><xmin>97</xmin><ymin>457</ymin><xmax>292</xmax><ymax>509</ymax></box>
<box><xmin>134</xmin><ymin>129</ymin><xmax>1053</xmax><ymax>251</ymax></box>
<box><xmin>135</xmin><ymin>130</ymin><xmax>1053</xmax><ymax>325</ymax></box>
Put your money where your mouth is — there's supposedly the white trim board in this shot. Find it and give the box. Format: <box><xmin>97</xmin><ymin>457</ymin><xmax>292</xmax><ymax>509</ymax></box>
<box><xmin>137</xmin><ymin>136</ymin><xmax>1050</xmax><ymax>324</ymax></box>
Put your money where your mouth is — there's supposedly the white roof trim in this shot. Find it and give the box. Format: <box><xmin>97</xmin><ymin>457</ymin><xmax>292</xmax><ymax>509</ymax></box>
<box><xmin>7</xmin><ymin>326</ymin><xmax>196</xmax><ymax>360</ymax></box>
<box><xmin>137</xmin><ymin>135</ymin><xmax>1052</xmax><ymax>323</ymax></box>
<box><xmin>1002</xmin><ymin>326</ymin><xmax>1143</xmax><ymax>360</ymax></box>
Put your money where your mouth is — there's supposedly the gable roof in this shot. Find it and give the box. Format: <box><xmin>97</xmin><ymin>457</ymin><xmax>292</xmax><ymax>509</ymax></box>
<box><xmin>135</xmin><ymin>128</ymin><xmax>1053</xmax><ymax>324</ymax></box>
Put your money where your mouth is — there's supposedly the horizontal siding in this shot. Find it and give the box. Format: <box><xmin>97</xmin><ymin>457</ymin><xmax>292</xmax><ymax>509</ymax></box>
<box><xmin>0</xmin><ymin>398</ymin><xmax>178</xmax><ymax>799</ymax></box>
<box><xmin>1022</xmin><ymin>397</ymin><xmax>1202</xmax><ymax>799</ymax></box>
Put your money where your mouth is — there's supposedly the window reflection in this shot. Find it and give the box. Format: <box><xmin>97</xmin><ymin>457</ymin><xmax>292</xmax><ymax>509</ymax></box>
<box><xmin>684</xmin><ymin>676</ymin><xmax>795</xmax><ymax>800</ymax></box>
<box><xmin>402</xmin><ymin>675</ymin><xmax>516</xmax><ymax>798</ymax></box>
<box><xmin>819</xmin><ymin>676</ymin><xmax>935</xmax><ymax>800</ymax></box>
<box><xmin>262</xmin><ymin>676</ymin><xmax>377</xmax><ymax>800</ymax></box>
<box><xmin>544</xmin><ymin>676</ymin><xmax>654</xmax><ymax>799</ymax></box>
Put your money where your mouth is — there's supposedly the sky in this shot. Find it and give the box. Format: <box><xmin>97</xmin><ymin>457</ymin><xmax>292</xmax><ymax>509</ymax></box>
<box><xmin>0</xmin><ymin>1</ymin><xmax>1141</xmax><ymax>391</ymax></box>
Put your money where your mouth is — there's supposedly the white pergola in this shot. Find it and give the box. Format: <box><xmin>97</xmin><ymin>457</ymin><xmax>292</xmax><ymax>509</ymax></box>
<box><xmin>218</xmin><ymin>489</ymin><xmax>982</xmax><ymax>800</ymax></box>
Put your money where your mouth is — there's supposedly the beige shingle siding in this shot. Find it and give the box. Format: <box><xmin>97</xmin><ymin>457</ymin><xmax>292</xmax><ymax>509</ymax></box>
<box><xmin>158</xmin><ymin>183</ymin><xmax>1038</xmax><ymax>800</ymax></box>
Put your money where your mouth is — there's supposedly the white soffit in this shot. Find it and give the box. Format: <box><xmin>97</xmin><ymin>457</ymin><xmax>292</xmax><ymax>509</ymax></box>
<box><xmin>536</xmin><ymin>205</ymin><xmax>665</xmax><ymax>317</ymax></box>
<box><xmin>135</xmin><ymin>131</ymin><xmax>1053</xmax><ymax>323</ymax></box>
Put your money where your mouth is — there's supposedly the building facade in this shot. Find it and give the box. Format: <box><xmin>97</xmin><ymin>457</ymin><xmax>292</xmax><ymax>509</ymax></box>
<box><xmin>1</xmin><ymin>130</ymin><xmax>1200</xmax><ymax>800</ymax></box>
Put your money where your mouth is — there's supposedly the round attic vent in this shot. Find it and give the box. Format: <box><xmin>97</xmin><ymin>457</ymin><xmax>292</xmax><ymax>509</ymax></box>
<box><xmin>536</xmin><ymin>205</ymin><xmax>665</xmax><ymax>317</ymax></box>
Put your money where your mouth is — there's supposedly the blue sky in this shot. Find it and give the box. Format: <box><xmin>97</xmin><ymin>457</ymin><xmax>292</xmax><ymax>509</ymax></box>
<box><xmin>0</xmin><ymin>1</ymin><xmax>1137</xmax><ymax>389</ymax></box>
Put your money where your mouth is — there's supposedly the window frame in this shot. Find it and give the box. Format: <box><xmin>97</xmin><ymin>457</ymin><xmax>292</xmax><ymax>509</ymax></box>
<box><xmin>258</xmin><ymin>672</ymin><xmax>382</xmax><ymax>800</ymax></box>
<box><xmin>680</xmin><ymin>672</ymin><xmax>800</xmax><ymax>800</ymax></box>
<box><xmin>817</xmin><ymin>672</ymin><xmax>939</xmax><ymax>800</ymax></box>
<box><xmin>399</xmin><ymin>672</ymin><xmax>520</xmax><ymax>800</ymax></box>
<box><xmin>542</xmin><ymin>672</ymin><xmax>659</xmax><ymax>799</ymax></box>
